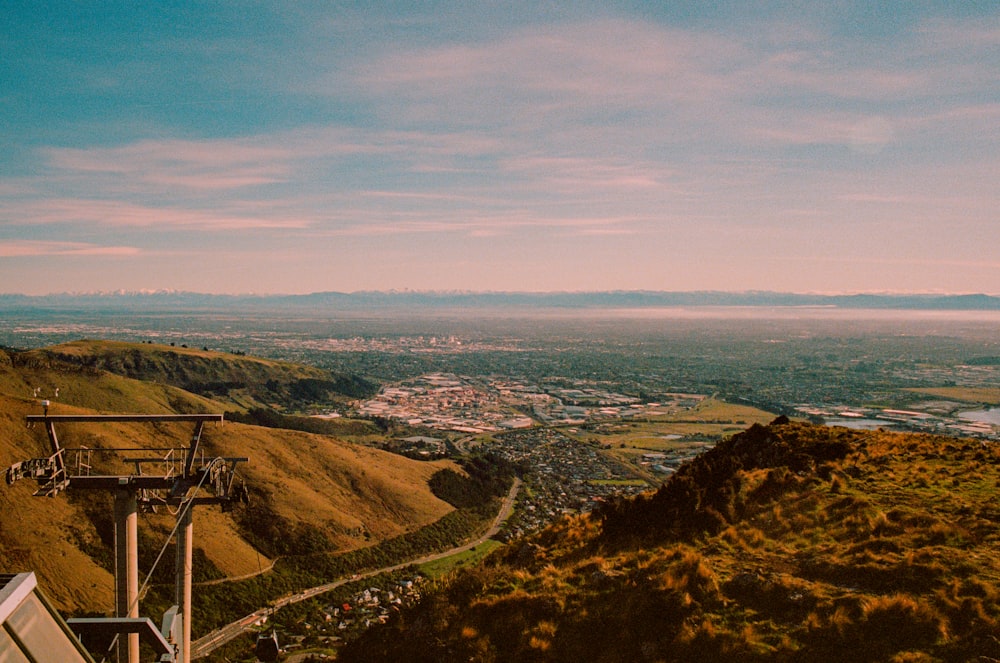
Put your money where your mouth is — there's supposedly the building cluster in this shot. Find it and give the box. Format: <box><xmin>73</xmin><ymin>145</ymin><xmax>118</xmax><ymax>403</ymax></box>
<box><xmin>354</xmin><ymin>373</ymin><xmax>692</xmax><ymax>433</ymax></box>
<box><xmin>891</xmin><ymin>362</ymin><xmax>1000</xmax><ymax>392</ymax></box>
<box><xmin>488</xmin><ymin>428</ymin><xmax>651</xmax><ymax>540</ymax></box>
<box><xmin>532</xmin><ymin>390</ymin><xmax>706</xmax><ymax>425</ymax></box>
<box><xmin>282</xmin><ymin>577</ymin><xmax>425</xmax><ymax>652</ymax></box>
<box><xmin>303</xmin><ymin>335</ymin><xmax>521</xmax><ymax>354</ymax></box>
<box><xmin>796</xmin><ymin>404</ymin><xmax>1000</xmax><ymax>440</ymax></box>
<box><xmin>355</xmin><ymin>373</ymin><xmax>514</xmax><ymax>432</ymax></box>
<box><xmin>637</xmin><ymin>442</ymin><xmax>715</xmax><ymax>475</ymax></box>
<box><xmin>384</xmin><ymin>435</ymin><xmax>448</xmax><ymax>459</ymax></box>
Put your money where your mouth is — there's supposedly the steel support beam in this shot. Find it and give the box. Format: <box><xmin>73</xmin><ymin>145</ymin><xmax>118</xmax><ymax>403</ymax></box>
<box><xmin>114</xmin><ymin>489</ymin><xmax>139</xmax><ymax>663</ymax></box>
<box><xmin>174</xmin><ymin>504</ymin><xmax>194</xmax><ymax>663</ymax></box>
<box><xmin>11</xmin><ymin>411</ymin><xmax>239</xmax><ymax>663</ymax></box>
<box><xmin>26</xmin><ymin>414</ymin><xmax>224</xmax><ymax>424</ymax></box>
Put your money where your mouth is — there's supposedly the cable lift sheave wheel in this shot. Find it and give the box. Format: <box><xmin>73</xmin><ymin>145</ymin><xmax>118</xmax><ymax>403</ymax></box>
<box><xmin>246</xmin><ymin>503</ymin><xmax>281</xmax><ymax>662</ymax></box>
<box><xmin>254</xmin><ymin>628</ymin><xmax>281</xmax><ymax>662</ymax></box>
<box><xmin>5</xmin><ymin>411</ymin><xmax>247</xmax><ymax>663</ymax></box>
<box><xmin>253</xmin><ymin>587</ymin><xmax>280</xmax><ymax>662</ymax></box>
<box><xmin>253</xmin><ymin>606</ymin><xmax>280</xmax><ymax>662</ymax></box>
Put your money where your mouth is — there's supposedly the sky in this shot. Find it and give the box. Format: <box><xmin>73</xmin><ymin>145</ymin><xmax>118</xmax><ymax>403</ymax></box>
<box><xmin>1</xmin><ymin>1</ymin><xmax>998</xmax><ymax>296</ymax></box>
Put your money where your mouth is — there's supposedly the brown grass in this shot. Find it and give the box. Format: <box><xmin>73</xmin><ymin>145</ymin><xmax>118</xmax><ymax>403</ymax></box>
<box><xmin>338</xmin><ymin>420</ymin><xmax>1000</xmax><ymax>662</ymax></box>
<box><xmin>906</xmin><ymin>386</ymin><xmax>1000</xmax><ymax>404</ymax></box>
<box><xmin>0</xmin><ymin>347</ymin><xmax>456</xmax><ymax>615</ymax></box>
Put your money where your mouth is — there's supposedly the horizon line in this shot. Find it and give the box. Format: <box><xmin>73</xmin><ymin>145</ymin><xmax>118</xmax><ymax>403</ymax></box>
<box><xmin>2</xmin><ymin>289</ymin><xmax>999</xmax><ymax>298</ymax></box>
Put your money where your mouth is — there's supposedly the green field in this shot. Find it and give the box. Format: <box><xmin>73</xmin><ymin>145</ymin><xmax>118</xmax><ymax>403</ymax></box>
<box><xmin>574</xmin><ymin>398</ymin><xmax>774</xmax><ymax>450</ymax></box>
<box><xmin>556</xmin><ymin>398</ymin><xmax>776</xmax><ymax>480</ymax></box>
<box><xmin>906</xmin><ymin>386</ymin><xmax>1000</xmax><ymax>404</ymax></box>
<box><xmin>587</xmin><ymin>478</ymin><xmax>649</xmax><ymax>487</ymax></box>
<box><xmin>418</xmin><ymin>540</ymin><xmax>504</xmax><ymax>578</ymax></box>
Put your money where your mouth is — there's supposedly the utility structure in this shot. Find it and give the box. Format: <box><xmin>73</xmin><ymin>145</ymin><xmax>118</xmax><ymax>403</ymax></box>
<box><xmin>5</xmin><ymin>412</ymin><xmax>248</xmax><ymax>663</ymax></box>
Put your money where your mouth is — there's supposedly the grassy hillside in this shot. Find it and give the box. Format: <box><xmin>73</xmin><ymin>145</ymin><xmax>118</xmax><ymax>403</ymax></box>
<box><xmin>340</xmin><ymin>419</ymin><xmax>1000</xmax><ymax>662</ymax></box>
<box><xmin>26</xmin><ymin>339</ymin><xmax>377</xmax><ymax>410</ymax></box>
<box><xmin>0</xmin><ymin>344</ymin><xmax>454</xmax><ymax>615</ymax></box>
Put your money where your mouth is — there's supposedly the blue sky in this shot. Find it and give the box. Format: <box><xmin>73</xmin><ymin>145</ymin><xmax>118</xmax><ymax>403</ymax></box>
<box><xmin>1</xmin><ymin>1</ymin><xmax>998</xmax><ymax>295</ymax></box>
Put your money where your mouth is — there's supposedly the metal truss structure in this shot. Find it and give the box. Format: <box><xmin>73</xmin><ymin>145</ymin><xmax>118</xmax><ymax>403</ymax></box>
<box><xmin>5</xmin><ymin>413</ymin><xmax>248</xmax><ymax>663</ymax></box>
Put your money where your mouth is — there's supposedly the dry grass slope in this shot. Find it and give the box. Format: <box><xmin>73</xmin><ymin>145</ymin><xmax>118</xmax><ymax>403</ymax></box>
<box><xmin>340</xmin><ymin>419</ymin><xmax>1000</xmax><ymax>663</ymax></box>
<box><xmin>0</xmin><ymin>345</ymin><xmax>454</xmax><ymax>615</ymax></box>
<box><xmin>28</xmin><ymin>339</ymin><xmax>376</xmax><ymax>410</ymax></box>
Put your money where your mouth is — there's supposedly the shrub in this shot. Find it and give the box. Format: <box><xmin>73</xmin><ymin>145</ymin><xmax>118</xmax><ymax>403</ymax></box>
<box><xmin>800</xmin><ymin>595</ymin><xmax>945</xmax><ymax>662</ymax></box>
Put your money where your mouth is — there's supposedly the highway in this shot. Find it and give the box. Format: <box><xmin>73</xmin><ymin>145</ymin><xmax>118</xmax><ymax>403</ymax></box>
<box><xmin>190</xmin><ymin>477</ymin><xmax>521</xmax><ymax>659</ymax></box>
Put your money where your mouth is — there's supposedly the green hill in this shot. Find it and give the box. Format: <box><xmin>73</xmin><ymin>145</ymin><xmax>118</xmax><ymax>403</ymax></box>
<box><xmin>26</xmin><ymin>339</ymin><xmax>377</xmax><ymax>410</ymax></box>
<box><xmin>0</xmin><ymin>343</ymin><xmax>453</xmax><ymax>615</ymax></box>
<box><xmin>340</xmin><ymin>419</ymin><xmax>1000</xmax><ymax>662</ymax></box>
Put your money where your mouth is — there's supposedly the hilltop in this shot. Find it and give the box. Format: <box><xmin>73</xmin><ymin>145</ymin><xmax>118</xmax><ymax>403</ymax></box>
<box><xmin>24</xmin><ymin>339</ymin><xmax>376</xmax><ymax>409</ymax></box>
<box><xmin>0</xmin><ymin>342</ymin><xmax>454</xmax><ymax>615</ymax></box>
<box><xmin>341</xmin><ymin>419</ymin><xmax>1000</xmax><ymax>662</ymax></box>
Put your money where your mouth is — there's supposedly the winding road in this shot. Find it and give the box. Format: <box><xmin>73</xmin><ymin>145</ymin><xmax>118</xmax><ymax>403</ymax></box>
<box><xmin>190</xmin><ymin>478</ymin><xmax>521</xmax><ymax>659</ymax></box>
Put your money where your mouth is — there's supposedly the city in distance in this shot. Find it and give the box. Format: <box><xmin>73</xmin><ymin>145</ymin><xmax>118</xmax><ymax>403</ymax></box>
<box><xmin>3</xmin><ymin>294</ymin><xmax>999</xmax><ymax>441</ymax></box>
<box><xmin>3</xmin><ymin>294</ymin><xmax>1000</xmax><ymax>661</ymax></box>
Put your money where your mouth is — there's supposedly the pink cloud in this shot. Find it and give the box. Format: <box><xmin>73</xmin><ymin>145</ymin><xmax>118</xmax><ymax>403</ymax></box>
<box><xmin>38</xmin><ymin>127</ymin><xmax>504</xmax><ymax>200</ymax></box>
<box><xmin>576</xmin><ymin>227</ymin><xmax>638</xmax><ymax>236</ymax></box>
<box><xmin>311</xmin><ymin>209</ymin><xmax>643</xmax><ymax>238</ymax></box>
<box><xmin>43</xmin><ymin>139</ymin><xmax>293</xmax><ymax>190</ymax></box>
<box><xmin>14</xmin><ymin>199</ymin><xmax>310</xmax><ymax>230</ymax></box>
<box><xmin>0</xmin><ymin>240</ymin><xmax>141</xmax><ymax>257</ymax></box>
<box><xmin>344</xmin><ymin>14</ymin><xmax>996</xmax><ymax>156</ymax></box>
<box><xmin>503</xmin><ymin>156</ymin><xmax>671</xmax><ymax>191</ymax></box>
<box><xmin>355</xmin><ymin>18</ymin><xmax>736</xmax><ymax>111</ymax></box>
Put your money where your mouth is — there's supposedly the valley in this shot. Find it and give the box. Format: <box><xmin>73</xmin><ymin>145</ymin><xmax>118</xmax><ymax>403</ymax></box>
<box><xmin>2</xmin><ymin>304</ymin><xmax>1000</xmax><ymax>661</ymax></box>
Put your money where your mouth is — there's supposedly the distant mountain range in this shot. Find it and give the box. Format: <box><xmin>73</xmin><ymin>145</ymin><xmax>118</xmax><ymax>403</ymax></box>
<box><xmin>1</xmin><ymin>290</ymin><xmax>999</xmax><ymax>311</ymax></box>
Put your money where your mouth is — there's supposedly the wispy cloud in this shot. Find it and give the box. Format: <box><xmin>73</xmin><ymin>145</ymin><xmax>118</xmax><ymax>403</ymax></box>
<box><xmin>9</xmin><ymin>199</ymin><xmax>310</xmax><ymax>230</ymax></box>
<box><xmin>42</xmin><ymin>139</ymin><xmax>293</xmax><ymax>191</ymax></box>
<box><xmin>576</xmin><ymin>227</ymin><xmax>639</xmax><ymax>236</ymax></box>
<box><xmin>1</xmin><ymin>6</ymin><xmax>998</xmax><ymax>294</ymax></box>
<box><xmin>349</xmin><ymin>18</ymin><xmax>738</xmax><ymax>131</ymax></box>
<box><xmin>346</xmin><ymin>15</ymin><xmax>1000</xmax><ymax>153</ymax></box>
<box><xmin>360</xmin><ymin>22</ymin><xmax>717</xmax><ymax>112</ymax></box>
<box><xmin>502</xmin><ymin>156</ymin><xmax>671</xmax><ymax>191</ymax></box>
<box><xmin>314</xmin><ymin>211</ymin><xmax>643</xmax><ymax>238</ymax></box>
<box><xmin>0</xmin><ymin>240</ymin><xmax>141</xmax><ymax>257</ymax></box>
<box><xmin>33</xmin><ymin>126</ymin><xmax>505</xmax><ymax>203</ymax></box>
